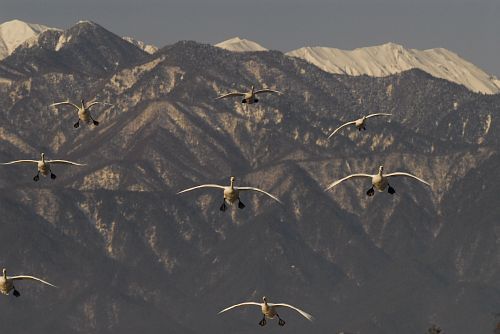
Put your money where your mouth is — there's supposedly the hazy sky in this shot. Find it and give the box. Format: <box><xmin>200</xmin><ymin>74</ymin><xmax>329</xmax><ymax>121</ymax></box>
<box><xmin>2</xmin><ymin>0</ymin><xmax>499</xmax><ymax>75</ymax></box>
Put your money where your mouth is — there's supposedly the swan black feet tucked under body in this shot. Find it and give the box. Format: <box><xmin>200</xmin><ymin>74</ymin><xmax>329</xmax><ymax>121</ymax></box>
<box><xmin>238</xmin><ymin>200</ymin><xmax>245</xmax><ymax>209</ymax></box>
<box><xmin>13</xmin><ymin>289</ymin><xmax>20</xmax><ymax>297</ymax></box>
<box><xmin>259</xmin><ymin>317</ymin><xmax>266</xmax><ymax>326</ymax></box>
<box><xmin>366</xmin><ymin>187</ymin><xmax>375</xmax><ymax>196</ymax></box>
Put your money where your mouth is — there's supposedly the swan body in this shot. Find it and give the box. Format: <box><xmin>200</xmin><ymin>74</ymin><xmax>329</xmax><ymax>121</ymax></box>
<box><xmin>328</xmin><ymin>113</ymin><xmax>392</xmax><ymax>139</ymax></box>
<box><xmin>1</xmin><ymin>153</ymin><xmax>85</xmax><ymax>181</ymax></box>
<box><xmin>0</xmin><ymin>268</ymin><xmax>56</xmax><ymax>297</ymax></box>
<box><xmin>216</xmin><ymin>85</ymin><xmax>281</xmax><ymax>104</ymax></box>
<box><xmin>177</xmin><ymin>176</ymin><xmax>282</xmax><ymax>211</ymax></box>
<box><xmin>325</xmin><ymin>166</ymin><xmax>430</xmax><ymax>196</ymax></box>
<box><xmin>51</xmin><ymin>99</ymin><xmax>110</xmax><ymax>128</ymax></box>
<box><xmin>219</xmin><ymin>296</ymin><xmax>313</xmax><ymax>327</ymax></box>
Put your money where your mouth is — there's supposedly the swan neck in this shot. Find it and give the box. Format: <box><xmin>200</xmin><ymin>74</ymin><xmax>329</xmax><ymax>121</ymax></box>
<box><xmin>2</xmin><ymin>269</ymin><xmax>6</xmax><ymax>279</ymax></box>
<box><xmin>230</xmin><ymin>178</ymin><xmax>234</xmax><ymax>189</ymax></box>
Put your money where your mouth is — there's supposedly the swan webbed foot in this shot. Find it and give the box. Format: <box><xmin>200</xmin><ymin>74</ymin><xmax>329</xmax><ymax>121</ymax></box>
<box><xmin>278</xmin><ymin>318</ymin><xmax>285</xmax><ymax>326</ymax></box>
<box><xmin>366</xmin><ymin>187</ymin><xmax>375</xmax><ymax>196</ymax></box>
<box><xmin>93</xmin><ymin>120</ymin><xmax>99</xmax><ymax>126</ymax></box>
<box><xmin>241</xmin><ymin>99</ymin><xmax>247</xmax><ymax>104</ymax></box>
<box><xmin>388</xmin><ymin>185</ymin><xmax>395</xmax><ymax>194</ymax></box>
<box><xmin>238</xmin><ymin>200</ymin><xmax>245</xmax><ymax>209</ymax></box>
<box><xmin>13</xmin><ymin>289</ymin><xmax>20</xmax><ymax>297</ymax></box>
<box><xmin>362</xmin><ymin>126</ymin><xmax>366</xmax><ymax>130</ymax></box>
<box><xmin>50</xmin><ymin>173</ymin><xmax>56</xmax><ymax>180</ymax></box>
<box><xmin>220</xmin><ymin>201</ymin><xmax>227</xmax><ymax>212</ymax></box>
<box><xmin>259</xmin><ymin>318</ymin><xmax>266</xmax><ymax>326</ymax></box>
<box><xmin>254</xmin><ymin>98</ymin><xmax>259</xmax><ymax>103</ymax></box>
<box><xmin>33</xmin><ymin>174</ymin><xmax>40</xmax><ymax>182</ymax></box>
<box><xmin>73</xmin><ymin>121</ymin><xmax>80</xmax><ymax>128</ymax></box>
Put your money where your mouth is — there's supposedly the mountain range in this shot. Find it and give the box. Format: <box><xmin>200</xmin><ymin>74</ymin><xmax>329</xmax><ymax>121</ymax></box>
<box><xmin>0</xmin><ymin>20</ymin><xmax>498</xmax><ymax>334</ymax></box>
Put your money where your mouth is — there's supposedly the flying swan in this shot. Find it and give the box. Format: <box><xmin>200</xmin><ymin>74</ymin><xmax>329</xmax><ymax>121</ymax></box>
<box><xmin>328</xmin><ymin>113</ymin><xmax>392</xmax><ymax>139</ymax></box>
<box><xmin>216</xmin><ymin>85</ymin><xmax>282</xmax><ymax>104</ymax></box>
<box><xmin>219</xmin><ymin>296</ymin><xmax>313</xmax><ymax>326</ymax></box>
<box><xmin>325</xmin><ymin>165</ymin><xmax>430</xmax><ymax>196</ymax></box>
<box><xmin>1</xmin><ymin>153</ymin><xmax>85</xmax><ymax>181</ymax></box>
<box><xmin>0</xmin><ymin>268</ymin><xmax>56</xmax><ymax>297</ymax></box>
<box><xmin>50</xmin><ymin>99</ymin><xmax>112</xmax><ymax>128</ymax></box>
<box><xmin>177</xmin><ymin>176</ymin><xmax>282</xmax><ymax>211</ymax></box>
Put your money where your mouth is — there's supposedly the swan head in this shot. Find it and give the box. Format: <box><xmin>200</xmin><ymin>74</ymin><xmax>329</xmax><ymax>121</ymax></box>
<box><xmin>2</xmin><ymin>268</ymin><xmax>6</xmax><ymax>278</ymax></box>
<box><xmin>81</xmin><ymin>99</ymin><xmax>85</xmax><ymax>105</ymax></box>
<box><xmin>262</xmin><ymin>296</ymin><xmax>267</xmax><ymax>303</ymax></box>
<box><xmin>251</xmin><ymin>85</ymin><xmax>255</xmax><ymax>92</ymax></box>
<box><xmin>41</xmin><ymin>152</ymin><xmax>45</xmax><ymax>160</ymax></box>
<box><xmin>378</xmin><ymin>166</ymin><xmax>384</xmax><ymax>175</ymax></box>
<box><xmin>230</xmin><ymin>176</ymin><xmax>235</xmax><ymax>186</ymax></box>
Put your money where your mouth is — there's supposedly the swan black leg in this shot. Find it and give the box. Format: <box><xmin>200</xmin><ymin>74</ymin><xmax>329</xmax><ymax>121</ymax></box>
<box><xmin>74</xmin><ymin>120</ymin><xmax>80</xmax><ymax>128</ymax></box>
<box><xmin>366</xmin><ymin>187</ymin><xmax>375</xmax><ymax>196</ymax></box>
<box><xmin>90</xmin><ymin>115</ymin><xmax>99</xmax><ymax>126</ymax></box>
<box><xmin>50</xmin><ymin>172</ymin><xmax>56</xmax><ymax>180</ymax></box>
<box><xmin>220</xmin><ymin>201</ymin><xmax>227</xmax><ymax>212</ymax></box>
<box><xmin>13</xmin><ymin>289</ymin><xmax>20</xmax><ymax>297</ymax></box>
<box><xmin>277</xmin><ymin>314</ymin><xmax>285</xmax><ymax>326</ymax></box>
<box><xmin>33</xmin><ymin>172</ymin><xmax>40</xmax><ymax>182</ymax></box>
<box><xmin>388</xmin><ymin>185</ymin><xmax>395</xmax><ymax>194</ymax></box>
<box><xmin>238</xmin><ymin>199</ymin><xmax>245</xmax><ymax>209</ymax></box>
<box><xmin>259</xmin><ymin>317</ymin><xmax>267</xmax><ymax>326</ymax></box>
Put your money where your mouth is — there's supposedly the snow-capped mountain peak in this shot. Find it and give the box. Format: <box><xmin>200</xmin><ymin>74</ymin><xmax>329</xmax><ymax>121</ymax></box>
<box><xmin>123</xmin><ymin>36</ymin><xmax>158</xmax><ymax>54</ymax></box>
<box><xmin>286</xmin><ymin>43</ymin><xmax>500</xmax><ymax>94</ymax></box>
<box><xmin>215</xmin><ymin>36</ymin><xmax>268</xmax><ymax>52</ymax></box>
<box><xmin>0</xmin><ymin>19</ymin><xmax>57</xmax><ymax>59</ymax></box>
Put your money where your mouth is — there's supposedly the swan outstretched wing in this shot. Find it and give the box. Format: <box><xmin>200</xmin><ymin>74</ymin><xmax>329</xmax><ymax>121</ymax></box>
<box><xmin>218</xmin><ymin>302</ymin><xmax>262</xmax><ymax>314</ymax></box>
<box><xmin>254</xmin><ymin>89</ymin><xmax>282</xmax><ymax>95</ymax></box>
<box><xmin>47</xmin><ymin>160</ymin><xmax>86</xmax><ymax>166</ymax></box>
<box><xmin>365</xmin><ymin>113</ymin><xmax>392</xmax><ymax>119</ymax></box>
<box><xmin>10</xmin><ymin>275</ymin><xmax>57</xmax><ymax>288</ymax></box>
<box><xmin>1</xmin><ymin>160</ymin><xmax>39</xmax><ymax>165</ymax></box>
<box><xmin>269</xmin><ymin>303</ymin><xmax>314</xmax><ymax>321</ymax></box>
<box><xmin>236</xmin><ymin>187</ymin><xmax>283</xmax><ymax>204</ymax></box>
<box><xmin>327</xmin><ymin>121</ymin><xmax>357</xmax><ymax>139</ymax></box>
<box><xmin>50</xmin><ymin>101</ymin><xmax>80</xmax><ymax>110</ymax></box>
<box><xmin>325</xmin><ymin>173</ymin><xmax>373</xmax><ymax>191</ymax></box>
<box><xmin>86</xmin><ymin>101</ymin><xmax>111</xmax><ymax>109</ymax></box>
<box><xmin>177</xmin><ymin>184</ymin><xmax>226</xmax><ymax>194</ymax></box>
<box><xmin>384</xmin><ymin>172</ymin><xmax>431</xmax><ymax>187</ymax></box>
<box><xmin>216</xmin><ymin>92</ymin><xmax>245</xmax><ymax>99</ymax></box>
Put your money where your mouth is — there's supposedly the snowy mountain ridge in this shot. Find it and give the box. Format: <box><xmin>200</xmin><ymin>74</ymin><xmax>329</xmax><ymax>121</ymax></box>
<box><xmin>286</xmin><ymin>43</ymin><xmax>500</xmax><ymax>94</ymax></box>
<box><xmin>0</xmin><ymin>19</ymin><xmax>57</xmax><ymax>59</ymax></box>
<box><xmin>215</xmin><ymin>36</ymin><xmax>268</xmax><ymax>52</ymax></box>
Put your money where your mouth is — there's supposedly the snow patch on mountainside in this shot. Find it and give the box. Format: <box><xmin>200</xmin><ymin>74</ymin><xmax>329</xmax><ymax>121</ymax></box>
<box><xmin>0</xmin><ymin>19</ymin><xmax>57</xmax><ymax>59</ymax></box>
<box><xmin>287</xmin><ymin>43</ymin><xmax>500</xmax><ymax>94</ymax></box>
<box><xmin>215</xmin><ymin>37</ymin><xmax>268</xmax><ymax>52</ymax></box>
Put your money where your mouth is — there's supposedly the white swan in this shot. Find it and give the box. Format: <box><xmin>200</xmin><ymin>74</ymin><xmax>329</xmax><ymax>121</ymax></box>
<box><xmin>325</xmin><ymin>165</ymin><xmax>430</xmax><ymax>196</ymax></box>
<box><xmin>216</xmin><ymin>85</ymin><xmax>282</xmax><ymax>104</ymax></box>
<box><xmin>219</xmin><ymin>296</ymin><xmax>313</xmax><ymax>327</ymax></box>
<box><xmin>328</xmin><ymin>113</ymin><xmax>392</xmax><ymax>139</ymax></box>
<box><xmin>177</xmin><ymin>176</ymin><xmax>282</xmax><ymax>211</ymax></box>
<box><xmin>50</xmin><ymin>99</ymin><xmax>111</xmax><ymax>128</ymax></box>
<box><xmin>1</xmin><ymin>153</ymin><xmax>85</xmax><ymax>181</ymax></box>
<box><xmin>0</xmin><ymin>268</ymin><xmax>56</xmax><ymax>297</ymax></box>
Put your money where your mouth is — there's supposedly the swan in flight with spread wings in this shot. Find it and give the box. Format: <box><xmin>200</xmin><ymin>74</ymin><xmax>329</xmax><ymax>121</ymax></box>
<box><xmin>50</xmin><ymin>98</ymin><xmax>111</xmax><ymax>128</ymax></box>
<box><xmin>328</xmin><ymin>113</ymin><xmax>392</xmax><ymax>139</ymax></box>
<box><xmin>219</xmin><ymin>296</ymin><xmax>313</xmax><ymax>327</ymax></box>
<box><xmin>177</xmin><ymin>176</ymin><xmax>282</xmax><ymax>211</ymax></box>
<box><xmin>325</xmin><ymin>165</ymin><xmax>430</xmax><ymax>196</ymax></box>
<box><xmin>1</xmin><ymin>153</ymin><xmax>85</xmax><ymax>181</ymax></box>
<box><xmin>0</xmin><ymin>268</ymin><xmax>56</xmax><ymax>297</ymax></box>
<box><xmin>216</xmin><ymin>85</ymin><xmax>282</xmax><ymax>104</ymax></box>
